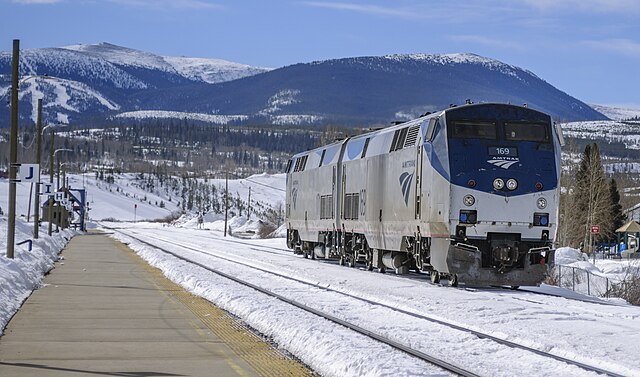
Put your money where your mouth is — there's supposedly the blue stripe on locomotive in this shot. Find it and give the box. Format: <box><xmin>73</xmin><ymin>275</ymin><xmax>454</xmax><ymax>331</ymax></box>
<box><xmin>425</xmin><ymin>104</ymin><xmax>558</xmax><ymax>196</ymax></box>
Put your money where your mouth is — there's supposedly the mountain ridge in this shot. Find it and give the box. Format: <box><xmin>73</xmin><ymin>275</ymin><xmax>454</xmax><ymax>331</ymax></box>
<box><xmin>0</xmin><ymin>43</ymin><xmax>607</xmax><ymax>126</ymax></box>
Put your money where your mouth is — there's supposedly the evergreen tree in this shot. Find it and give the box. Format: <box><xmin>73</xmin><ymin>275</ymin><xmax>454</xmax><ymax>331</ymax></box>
<box><xmin>571</xmin><ymin>143</ymin><xmax>611</xmax><ymax>249</ymax></box>
<box><xmin>608</xmin><ymin>178</ymin><xmax>626</xmax><ymax>239</ymax></box>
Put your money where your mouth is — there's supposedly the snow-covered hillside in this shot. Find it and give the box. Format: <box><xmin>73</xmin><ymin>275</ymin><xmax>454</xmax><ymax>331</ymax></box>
<box><xmin>163</xmin><ymin>56</ymin><xmax>270</xmax><ymax>84</ymax></box>
<box><xmin>63</xmin><ymin>43</ymin><xmax>271</xmax><ymax>84</ymax></box>
<box><xmin>114</xmin><ymin>110</ymin><xmax>248</xmax><ymax>124</ymax></box>
<box><xmin>561</xmin><ymin>120</ymin><xmax>640</xmax><ymax>150</ymax></box>
<box><xmin>591</xmin><ymin>104</ymin><xmax>640</xmax><ymax>121</ymax></box>
<box><xmin>0</xmin><ymin>172</ymin><xmax>284</xmax><ymax>224</ymax></box>
<box><xmin>384</xmin><ymin>52</ymin><xmax>539</xmax><ymax>81</ymax></box>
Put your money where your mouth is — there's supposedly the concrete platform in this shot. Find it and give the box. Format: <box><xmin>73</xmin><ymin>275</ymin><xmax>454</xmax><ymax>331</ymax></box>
<box><xmin>0</xmin><ymin>233</ymin><xmax>312</xmax><ymax>377</ymax></box>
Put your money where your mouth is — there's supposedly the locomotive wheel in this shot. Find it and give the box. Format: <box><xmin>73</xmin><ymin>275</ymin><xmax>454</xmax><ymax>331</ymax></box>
<box><xmin>364</xmin><ymin>250</ymin><xmax>374</xmax><ymax>271</ymax></box>
<box><xmin>450</xmin><ymin>274</ymin><xmax>459</xmax><ymax>287</ymax></box>
<box><xmin>430</xmin><ymin>271</ymin><xmax>440</xmax><ymax>284</ymax></box>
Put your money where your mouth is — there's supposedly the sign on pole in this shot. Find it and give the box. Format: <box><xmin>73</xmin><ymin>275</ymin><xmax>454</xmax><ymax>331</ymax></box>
<box><xmin>591</xmin><ymin>225</ymin><xmax>600</xmax><ymax>234</ymax></box>
<box><xmin>18</xmin><ymin>164</ymin><xmax>39</xmax><ymax>183</ymax></box>
<box><xmin>42</xmin><ymin>183</ymin><xmax>53</xmax><ymax>196</ymax></box>
<box><xmin>54</xmin><ymin>192</ymin><xmax>64</xmax><ymax>202</ymax></box>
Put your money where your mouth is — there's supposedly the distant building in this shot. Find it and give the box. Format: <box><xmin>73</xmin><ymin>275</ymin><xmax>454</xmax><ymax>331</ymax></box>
<box><xmin>41</xmin><ymin>197</ymin><xmax>71</xmax><ymax>229</ymax></box>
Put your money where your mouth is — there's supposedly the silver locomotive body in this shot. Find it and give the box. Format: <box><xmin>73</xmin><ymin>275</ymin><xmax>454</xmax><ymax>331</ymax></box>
<box><xmin>285</xmin><ymin>103</ymin><xmax>561</xmax><ymax>286</ymax></box>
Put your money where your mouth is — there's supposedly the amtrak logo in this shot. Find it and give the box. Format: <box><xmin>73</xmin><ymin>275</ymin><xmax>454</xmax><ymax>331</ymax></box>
<box><xmin>291</xmin><ymin>188</ymin><xmax>298</xmax><ymax>209</ymax></box>
<box><xmin>487</xmin><ymin>158</ymin><xmax>519</xmax><ymax>169</ymax></box>
<box><xmin>399</xmin><ymin>172</ymin><xmax>413</xmax><ymax>206</ymax></box>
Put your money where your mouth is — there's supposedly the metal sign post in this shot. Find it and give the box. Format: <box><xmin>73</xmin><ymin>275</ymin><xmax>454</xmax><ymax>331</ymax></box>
<box><xmin>590</xmin><ymin>225</ymin><xmax>600</xmax><ymax>263</ymax></box>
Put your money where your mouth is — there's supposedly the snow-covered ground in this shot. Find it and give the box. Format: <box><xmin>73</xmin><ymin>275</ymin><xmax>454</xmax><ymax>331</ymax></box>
<box><xmin>109</xmin><ymin>223</ymin><xmax>640</xmax><ymax>377</ymax></box>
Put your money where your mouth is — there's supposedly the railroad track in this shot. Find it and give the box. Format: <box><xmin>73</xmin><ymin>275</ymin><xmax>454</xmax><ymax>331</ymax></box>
<box><xmin>116</xmin><ymin>226</ymin><xmax>623</xmax><ymax>307</ymax></box>
<box><xmin>105</xmin><ymin>225</ymin><xmax>625</xmax><ymax>377</ymax></box>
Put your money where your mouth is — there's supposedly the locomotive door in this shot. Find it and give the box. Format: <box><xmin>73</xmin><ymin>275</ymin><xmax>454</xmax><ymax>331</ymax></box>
<box><xmin>415</xmin><ymin>138</ymin><xmax>423</xmax><ymax>219</ymax></box>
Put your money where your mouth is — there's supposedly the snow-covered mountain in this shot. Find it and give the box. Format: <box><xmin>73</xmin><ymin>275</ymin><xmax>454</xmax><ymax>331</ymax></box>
<box><xmin>0</xmin><ymin>43</ymin><xmax>270</xmax><ymax>124</ymax></box>
<box><xmin>63</xmin><ymin>43</ymin><xmax>271</xmax><ymax>84</ymax></box>
<box><xmin>1</xmin><ymin>44</ymin><xmax>606</xmax><ymax>126</ymax></box>
<box><xmin>130</xmin><ymin>52</ymin><xmax>605</xmax><ymax>125</ymax></box>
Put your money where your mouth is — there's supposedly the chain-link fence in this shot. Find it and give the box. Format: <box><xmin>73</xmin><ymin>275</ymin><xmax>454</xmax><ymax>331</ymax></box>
<box><xmin>547</xmin><ymin>263</ymin><xmax>640</xmax><ymax>304</ymax></box>
<box><xmin>552</xmin><ymin>264</ymin><xmax>614</xmax><ymax>297</ymax></box>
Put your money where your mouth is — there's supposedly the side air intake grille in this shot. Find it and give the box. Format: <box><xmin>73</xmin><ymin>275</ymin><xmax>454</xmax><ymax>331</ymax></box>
<box><xmin>404</xmin><ymin>125</ymin><xmax>421</xmax><ymax>148</ymax></box>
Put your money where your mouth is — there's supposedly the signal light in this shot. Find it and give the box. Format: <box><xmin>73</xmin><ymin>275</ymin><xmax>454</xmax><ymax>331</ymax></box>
<box><xmin>459</xmin><ymin>210</ymin><xmax>477</xmax><ymax>224</ymax></box>
<box><xmin>468</xmin><ymin>179</ymin><xmax>476</xmax><ymax>188</ymax></box>
<box><xmin>535</xmin><ymin>182</ymin><xmax>543</xmax><ymax>190</ymax></box>
<box><xmin>533</xmin><ymin>212</ymin><xmax>549</xmax><ymax>227</ymax></box>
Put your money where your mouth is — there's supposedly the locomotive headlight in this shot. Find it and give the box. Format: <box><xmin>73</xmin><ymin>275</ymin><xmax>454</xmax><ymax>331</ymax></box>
<box><xmin>493</xmin><ymin>178</ymin><xmax>505</xmax><ymax>190</ymax></box>
<box><xmin>463</xmin><ymin>194</ymin><xmax>475</xmax><ymax>206</ymax></box>
<box><xmin>506</xmin><ymin>179</ymin><xmax>518</xmax><ymax>191</ymax></box>
<box><xmin>537</xmin><ymin>197</ymin><xmax>547</xmax><ymax>209</ymax></box>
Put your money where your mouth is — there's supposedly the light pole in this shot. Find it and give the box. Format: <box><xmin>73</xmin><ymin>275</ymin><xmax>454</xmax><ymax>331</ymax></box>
<box><xmin>6</xmin><ymin>39</ymin><xmax>20</xmax><ymax>259</ymax></box>
<box><xmin>60</xmin><ymin>162</ymin><xmax>74</xmax><ymax>189</ymax></box>
<box><xmin>36</xmin><ymin>123</ymin><xmax>66</xmax><ymax>239</ymax></box>
<box><xmin>33</xmin><ymin>99</ymin><xmax>43</xmax><ymax>239</ymax></box>
<box><xmin>54</xmin><ymin>149</ymin><xmax>72</xmax><ymax>190</ymax></box>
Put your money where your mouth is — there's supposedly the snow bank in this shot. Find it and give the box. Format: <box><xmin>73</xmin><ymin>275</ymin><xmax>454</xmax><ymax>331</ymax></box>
<box><xmin>555</xmin><ymin>247</ymin><xmax>589</xmax><ymax>265</ymax></box>
<box><xmin>0</xmin><ymin>217</ymin><xmax>76</xmax><ymax>335</ymax></box>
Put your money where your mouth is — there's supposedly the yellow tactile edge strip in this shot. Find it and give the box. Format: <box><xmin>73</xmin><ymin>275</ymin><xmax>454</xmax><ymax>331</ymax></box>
<box><xmin>114</xmin><ymin>240</ymin><xmax>315</xmax><ymax>377</ymax></box>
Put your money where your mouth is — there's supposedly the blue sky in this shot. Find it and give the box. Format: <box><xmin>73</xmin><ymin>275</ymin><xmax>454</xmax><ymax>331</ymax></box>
<box><xmin>1</xmin><ymin>0</ymin><xmax>639</xmax><ymax>107</ymax></box>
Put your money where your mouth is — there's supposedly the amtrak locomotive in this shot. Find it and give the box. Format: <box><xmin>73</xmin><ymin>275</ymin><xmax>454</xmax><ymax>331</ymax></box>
<box><xmin>285</xmin><ymin>103</ymin><xmax>562</xmax><ymax>286</ymax></box>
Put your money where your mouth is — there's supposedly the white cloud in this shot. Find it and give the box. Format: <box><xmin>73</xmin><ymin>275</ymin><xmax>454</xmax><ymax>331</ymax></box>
<box><xmin>581</xmin><ymin>39</ymin><xmax>640</xmax><ymax>58</ymax></box>
<box><xmin>301</xmin><ymin>1</ymin><xmax>425</xmax><ymax>19</ymax></box>
<box><xmin>12</xmin><ymin>0</ymin><xmax>62</xmax><ymax>4</ymax></box>
<box><xmin>518</xmin><ymin>0</ymin><xmax>640</xmax><ymax>13</ymax></box>
<box><xmin>107</xmin><ymin>0</ymin><xmax>221</xmax><ymax>10</ymax></box>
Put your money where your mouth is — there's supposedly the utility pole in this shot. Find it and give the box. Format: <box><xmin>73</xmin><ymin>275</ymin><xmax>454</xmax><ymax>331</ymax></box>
<box><xmin>247</xmin><ymin>186</ymin><xmax>251</xmax><ymax>219</ymax></box>
<box><xmin>6</xmin><ymin>39</ymin><xmax>20</xmax><ymax>259</ymax></box>
<box><xmin>34</xmin><ymin>99</ymin><xmax>42</xmax><ymax>239</ymax></box>
<box><xmin>224</xmin><ymin>171</ymin><xmax>228</xmax><ymax>237</ymax></box>
<box><xmin>48</xmin><ymin>129</ymin><xmax>54</xmax><ymax>236</ymax></box>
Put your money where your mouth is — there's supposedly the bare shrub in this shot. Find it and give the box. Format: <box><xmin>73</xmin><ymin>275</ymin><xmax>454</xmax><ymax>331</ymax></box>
<box><xmin>608</xmin><ymin>262</ymin><xmax>640</xmax><ymax>305</ymax></box>
<box><xmin>151</xmin><ymin>211</ymin><xmax>182</xmax><ymax>223</ymax></box>
<box><xmin>258</xmin><ymin>221</ymin><xmax>277</xmax><ymax>239</ymax></box>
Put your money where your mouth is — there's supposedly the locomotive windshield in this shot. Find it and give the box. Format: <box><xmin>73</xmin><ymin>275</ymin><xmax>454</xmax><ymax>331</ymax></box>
<box><xmin>451</xmin><ymin>121</ymin><xmax>496</xmax><ymax>139</ymax></box>
<box><xmin>504</xmin><ymin>122</ymin><xmax>550</xmax><ymax>143</ymax></box>
<box><xmin>449</xmin><ymin>120</ymin><xmax>551</xmax><ymax>144</ymax></box>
